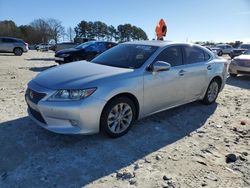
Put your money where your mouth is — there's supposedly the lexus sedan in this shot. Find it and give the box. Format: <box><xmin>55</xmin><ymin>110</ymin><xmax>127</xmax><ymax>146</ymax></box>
<box><xmin>25</xmin><ymin>41</ymin><xmax>228</xmax><ymax>137</ymax></box>
<box><xmin>54</xmin><ymin>41</ymin><xmax>117</xmax><ymax>64</ymax></box>
<box><xmin>229</xmin><ymin>49</ymin><xmax>250</xmax><ymax>77</ymax></box>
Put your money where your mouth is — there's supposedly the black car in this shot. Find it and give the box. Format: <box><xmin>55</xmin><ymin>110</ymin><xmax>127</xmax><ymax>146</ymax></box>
<box><xmin>54</xmin><ymin>41</ymin><xmax>117</xmax><ymax>64</ymax></box>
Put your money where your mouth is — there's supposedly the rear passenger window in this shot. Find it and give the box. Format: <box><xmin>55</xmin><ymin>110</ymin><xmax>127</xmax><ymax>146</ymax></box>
<box><xmin>155</xmin><ymin>46</ymin><xmax>183</xmax><ymax>66</ymax></box>
<box><xmin>184</xmin><ymin>46</ymin><xmax>207</xmax><ymax>64</ymax></box>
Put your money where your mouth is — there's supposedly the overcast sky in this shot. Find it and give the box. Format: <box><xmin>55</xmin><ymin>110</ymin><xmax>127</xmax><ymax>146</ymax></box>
<box><xmin>0</xmin><ymin>0</ymin><xmax>250</xmax><ymax>42</ymax></box>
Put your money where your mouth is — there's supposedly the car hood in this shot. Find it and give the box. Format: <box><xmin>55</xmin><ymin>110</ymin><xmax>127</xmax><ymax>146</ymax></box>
<box><xmin>32</xmin><ymin>61</ymin><xmax>133</xmax><ymax>90</ymax></box>
<box><xmin>56</xmin><ymin>48</ymin><xmax>81</xmax><ymax>55</ymax></box>
<box><xmin>234</xmin><ymin>54</ymin><xmax>250</xmax><ymax>60</ymax></box>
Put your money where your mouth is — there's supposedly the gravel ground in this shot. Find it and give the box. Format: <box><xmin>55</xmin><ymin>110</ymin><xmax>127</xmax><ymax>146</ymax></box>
<box><xmin>0</xmin><ymin>51</ymin><xmax>249</xmax><ymax>188</ymax></box>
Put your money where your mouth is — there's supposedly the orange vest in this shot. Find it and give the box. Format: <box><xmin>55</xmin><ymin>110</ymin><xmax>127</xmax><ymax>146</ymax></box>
<box><xmin>155</xmin><ymin>19</ymin><xmax>167</xmax><ymax>40</ymax></box>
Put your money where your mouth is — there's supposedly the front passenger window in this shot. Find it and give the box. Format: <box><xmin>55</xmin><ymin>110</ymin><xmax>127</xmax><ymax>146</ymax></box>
<box><xmin>155</xmin><ymin>46</ymin><xmax>183</xmax><ymax>66</ymax></box>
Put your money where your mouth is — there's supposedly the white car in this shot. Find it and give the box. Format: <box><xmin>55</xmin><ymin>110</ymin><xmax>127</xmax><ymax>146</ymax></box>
<box><xmin>36</xmin><ymin>43</ymin><xmax>52</xmax><ymax>51</ymax></box>
<box><xmin>229</xmin><ymin>50</ymin><xmax>250</xmax><ymax>77</ymax></box>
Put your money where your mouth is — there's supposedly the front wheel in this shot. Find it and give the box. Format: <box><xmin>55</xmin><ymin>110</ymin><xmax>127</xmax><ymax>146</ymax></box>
<box><xmin>202</xmin><ymin>79</ymin><xmax>220</xmax><ymax>105</ymax></box>
<box><xmin>218</xmin><ymin>51</ymin><xmax>223</xmax><ymax>56</ymax></box>
<box><xmin>100</xmin><ymin>97</ymin><xmax>136</xmax><ymax>138</ymax></box>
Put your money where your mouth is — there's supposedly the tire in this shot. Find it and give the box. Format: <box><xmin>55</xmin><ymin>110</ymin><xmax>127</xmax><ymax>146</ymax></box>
<box><xmin>202</xmin><ymin>79</ymin><xmax>220</xmax><ymax>105</ymax></box>
<box><xmin>230</xmin><ymin>73</ymin><xmax>237</xmax><ymax>77</ymax></box>
<box><xmin>13</xmin><ymin>48</ymin><xmax>23</xmax><ymax>56</ymax></box>
<box><xmin>100</xmin><ymin>97</ymin><xmax>136</xmax><ymax>138</ymax></box>
<box><xmin>218</xmin><ymin>51</ymin><xmax>223</xmax><ymax>56</ymax></box>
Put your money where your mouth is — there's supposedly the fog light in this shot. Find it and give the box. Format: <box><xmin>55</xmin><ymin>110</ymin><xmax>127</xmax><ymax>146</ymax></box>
<box><xmin>70</xmin><ymin>120</ymin><xmax>78</xmax><ymax>127</ymax></box>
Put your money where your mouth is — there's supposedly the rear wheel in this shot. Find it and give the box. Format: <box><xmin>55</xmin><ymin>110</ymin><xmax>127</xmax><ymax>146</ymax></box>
<box><xmin>202</xmin><ymin>79</ymin><xmax>220</xmax><ymax>105</ymax></box>
<box><xmin>14</xmin><ymin>48</ymin><xmax>23</xmax><ymax>56</ymax></box>
<box><xmin>218</xmin><ymin>51</ymin><xmax>223</xmax><ymax>56</ymax></box>
<box><xmin>100</xmin><ymin>97</ymin><xmax>136</xmax><ymax>138</ymax></box>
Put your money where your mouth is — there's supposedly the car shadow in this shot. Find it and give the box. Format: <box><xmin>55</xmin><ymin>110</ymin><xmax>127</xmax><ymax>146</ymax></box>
<box><xmin>29</xmin><ymin>65</ymin><xmax>57</xmax><ymax>72</ymax></box>
<box><xmin>26</xmin><ymin>58</ymin><xmax>55</xmax><ymax>61</ymax></box>
<box><xmin>0</xmin><ymin>54</ymin><xmax>15</xmax><ymax>56</ymax></box>
<box><xmin>0</xmin><ymin>102</ymin><xmax>217</xmax><ymax>187</ymax></box>
<box><xmin>226</xmin><ymin>75</ymin><xmax>250</xmax><ymax>89</ymax></box>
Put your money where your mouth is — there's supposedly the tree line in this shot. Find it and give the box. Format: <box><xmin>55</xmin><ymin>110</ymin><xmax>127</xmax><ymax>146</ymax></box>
<box><xmin>0</xmin><ymin>19</ymin><xmax>148</xmax><ymax>44</ymax></box>
<box><xmin>74</xmin><ymin>20</ymin><xmax>148</xmax><ymax>42</ymax></box>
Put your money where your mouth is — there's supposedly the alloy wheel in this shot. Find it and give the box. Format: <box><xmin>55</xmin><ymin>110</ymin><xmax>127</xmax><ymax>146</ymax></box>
<box><xmin>107</xmin><ymin>103</ymin><xmax>133</xmax><ymax>134</ymax></box>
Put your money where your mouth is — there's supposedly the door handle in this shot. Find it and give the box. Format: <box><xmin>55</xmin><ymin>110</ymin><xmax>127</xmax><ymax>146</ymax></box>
<box><xmin>207</xmin><ymin>65</ymin><xmax>212</xmax><ymax>70</ymax></box>
<box><xmin>179</xmin><ymin>70</ymin><xmax>186</xmax><ymax>76</ymax></box>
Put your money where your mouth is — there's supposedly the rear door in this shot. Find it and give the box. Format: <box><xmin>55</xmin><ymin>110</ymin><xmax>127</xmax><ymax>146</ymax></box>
<box><xmin>181</xmin><ymin>45</ymin><xmax>211</xmax><ymax>101</ymax></box>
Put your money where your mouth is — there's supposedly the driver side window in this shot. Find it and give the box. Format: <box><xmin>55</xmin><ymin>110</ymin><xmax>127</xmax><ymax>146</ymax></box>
<box><xmin>155</xmin><ymin>46</ymin><xmax>183</xmax><ymax>67</ymax></box>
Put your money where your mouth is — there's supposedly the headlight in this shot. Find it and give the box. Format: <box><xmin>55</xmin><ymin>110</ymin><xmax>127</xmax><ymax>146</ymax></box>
<box><xmin>48</xmin><ymin>88</ymin><xmax>97</xmax><ymax>101</ymax></box>
<box><xmin>60</xmin><ymin>54</ymin><xmax>70</xmax><ymax>57</ymax></box>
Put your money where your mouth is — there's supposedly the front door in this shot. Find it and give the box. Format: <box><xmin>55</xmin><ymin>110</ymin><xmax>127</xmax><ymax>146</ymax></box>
<box><xmin>143</xmin><ymin>45</ymin><xmax>186</xmax><ymax>116</ymax></box>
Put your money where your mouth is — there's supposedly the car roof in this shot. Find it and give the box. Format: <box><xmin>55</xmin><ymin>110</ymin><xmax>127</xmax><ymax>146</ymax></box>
<box><xmin>124</xmin><ymin>40</ymin><xmax>174</xmax><ymax>47</ymax></box>
<box><xmin>123</xmin><ymin>40</ymin><xmax>208</xmax><ymax>49</ymax></box>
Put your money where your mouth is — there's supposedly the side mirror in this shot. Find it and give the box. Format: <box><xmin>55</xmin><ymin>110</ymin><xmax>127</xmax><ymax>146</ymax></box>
<box><xmin>149</xmin><ymin>61</ymin><xmax>171</xmax><ymax>72</ymax></box>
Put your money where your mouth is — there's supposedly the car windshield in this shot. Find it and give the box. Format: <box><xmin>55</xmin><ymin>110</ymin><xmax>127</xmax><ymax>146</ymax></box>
<box><xmin>92</xmin><ymin>44</ymin><xmax>158</xmax><ymax>69</ymax></box>
<box><xmin>75</xmin><ymin>41</ymin><xmax>95</xmax><ymax>49</ymax></box>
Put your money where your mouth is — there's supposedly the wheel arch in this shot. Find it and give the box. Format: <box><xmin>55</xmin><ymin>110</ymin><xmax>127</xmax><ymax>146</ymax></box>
<box><xmin>13</xmin><ymin>47</ymin><xmax>23</xmax><ymax>52</ymax></box>
<box><xmin>211</xmin><ymin>76</ymin><xmax>222</xmax><ymax>90</ymax></box>
<box><xmin>100</xmin><ymin>92</ymin><xmax>140</xmax><ymax>127</ymax></box>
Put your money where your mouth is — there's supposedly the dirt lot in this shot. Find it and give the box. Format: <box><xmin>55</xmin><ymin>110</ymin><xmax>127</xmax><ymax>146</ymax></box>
<box><xmin>0</xmin><ymin>51</ymin><xmax>249</xmax><ymax>188</ymax></box>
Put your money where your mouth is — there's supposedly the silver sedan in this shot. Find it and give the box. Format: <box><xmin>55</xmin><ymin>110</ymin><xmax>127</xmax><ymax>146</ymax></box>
<box><xmin>25</xmin><ymin>41</ymin><xmax>228</xmax><ymax>137</ymax></box>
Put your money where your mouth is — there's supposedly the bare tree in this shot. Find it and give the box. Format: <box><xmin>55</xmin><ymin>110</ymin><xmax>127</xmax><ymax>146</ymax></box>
<box><xmin>30</xmin><ymin>18</ymin><xmax>51</xmax><ymax>43</ymax></box>
<box><xmin>66</xmin><ymin>27</ymin><xmax>75</xmax><ymax>42</ymax></box>
<box><xmin>47</xmin><ymin>18</ymin><xmax>65</xmax><ymax>44</ymax></box>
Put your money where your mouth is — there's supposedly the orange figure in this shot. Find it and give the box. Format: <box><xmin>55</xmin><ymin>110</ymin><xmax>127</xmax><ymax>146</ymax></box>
<box><xmin>155</xmin><ymin>19</ymin><xmax>167</xmax><ymax>40</ymax></box>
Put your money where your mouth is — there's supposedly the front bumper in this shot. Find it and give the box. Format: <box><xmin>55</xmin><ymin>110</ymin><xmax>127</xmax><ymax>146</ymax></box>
<box><xmin>229</xmin><ymin>63</ymin><xmax>250</xmax><ymax>75</ymax></box>
<box><xmin>25</xmin><ymin>83</ymin><xmax>106</xmax><ymax>134</ymax></box>
<box><xmin>54</xmin><ymin>57</ymin><xmax>64</xmax><ymax>63</ymax></box>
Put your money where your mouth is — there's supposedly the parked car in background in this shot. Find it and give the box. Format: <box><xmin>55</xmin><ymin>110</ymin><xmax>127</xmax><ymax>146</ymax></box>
<box><xmin>216</xmin><ymin>44</ymin><xmax>247</xmax><ymax>59</ymax></box>
<box><xmin>28</xmin><ymin>44</ymin><xmax>37</xmax><ymax>50</ymax></box>
<box><xmin>26</xmin><ymin>41</ymin><xmax>228</xmax><ymax>137</ymax></box>
<box><xmin>229</xmin><ymin>49</ymin><xmax>250</xmax><ymax>77</ymax></box>
<box><xmin>216</xmin><ymin>44</ymin><xmax>234</xmax><ymax>55</ymax></box>
<box><xmin>239</xmin><ymin>43</ymin><xmax>250</xmax><ymax>50</ymax></box>
<box><xmin>36</xmin><ymin>43</ymin><xmax>52</xmax><ymax>51</ymax></box>
<box><xmin>229</xmin><ymin>47</ymin><xmax>247</xmax><ymax>59</ymax></box>
<box><xmin>54</xmin><ymin>42</ymin><xmax>79</xmax><ymax>52</ymax></box>
<box><xmin>210</xmin><ymin>47</ymin><xmax>223</xmax><ymax>56</ymax></box>
<box><xmin>0</xmin><ymin>37</ymin><xmax>28</xmax><ymax>56</ymax></box>
<box><xmin>55</xmin><ymin>41</ymin><xmax>117</xmax><ymax>64</ymax></box>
